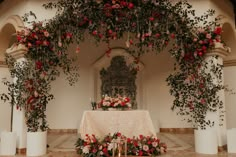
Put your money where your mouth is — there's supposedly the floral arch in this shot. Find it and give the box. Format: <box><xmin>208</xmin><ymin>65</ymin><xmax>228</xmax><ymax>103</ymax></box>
<box><xmin>1</xmin><ymin>0</ymin><xmax>228</xmax><ymax>132</ymax></box>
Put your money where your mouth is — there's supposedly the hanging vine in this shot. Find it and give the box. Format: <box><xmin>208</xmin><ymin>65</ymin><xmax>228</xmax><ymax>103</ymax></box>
<box><xmin>1</xmin><ymin>0</ymin><xmax>228</xmax><ymax>131</ymax></box>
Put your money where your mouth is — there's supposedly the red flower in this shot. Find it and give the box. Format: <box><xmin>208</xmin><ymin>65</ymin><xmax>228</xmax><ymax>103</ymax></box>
<box><xmin>149</xmin><ymin>17</ymin><xmax>154</xmax><ymax>21</ymax></box>
<box><xmin>139</xmin><ymin>135</ymin><xmax>143</xmax><ymax>139</ymax></box>
<box><xmin>138</xmin><ymin>150</ymin><xmax>143</xmax><ymax>156</ymax></box>
<box><xmin>214</xmin><ymin>27</ymin><xmax>222</xmax><ymax>35</ymax></box>
<box><xmin>92</xmin><ymin>30</ymin><xmax>97</xmax><ymax>35</ymax></box>
<box><xmin>36</xmin><ymin>61</ymin><xmax>43</xmax><ymax>70</ymax></box>
<box><xmin>43</xmin><ymin>40</ymin><xmax>50</xmax><ymax>46</ymax></box>
<box><xmin>124</xmin><ymin>97</ymin><xmax>130</xmax><ymax>103</ymax></box>
<box><xmin>170</xmin><ymin>33</ymin><xmax>175</xmax><ymax>39</ymax></box>
<box><xmin>155</xmin><ymin>33</ymin><xmax>160</xmax><ymax>38</ymax></box>
<box><xmin>66</xmin><ymin>32</ymin><xmax>73</xmax><ymax>39</ymax></box>
<box><xmin>102</xmin><ymin>148</ymin><xmax>108</xmax><ymax>153</ymax></box>
<box><xmin>36</xmin><ymin>40</ymin><xmax>42</xmax><ymax>46</ymax></box>
<box><xmin>17</xmin><ymin>35</ymin><xmax>22</xmax><ymax>42</ymax></box>
<box><xmin>108</xmin><ymin>29</ymin><xmax>113</xmax><ymax>35</ymax></box>
<box><xmin>116</xmin><ymin>132</ymin><xmax>121</xmax><ymax>137</ymax></box>
<box><xmin>27</xmin><ymin>96</ymin><xmax>35</xmax><ymax>104</ymax></box>
<box><xmin>127</xmin><ymin>138</ymin><xmax>131</xmax><ymax>143</ymax></box>
<box><xmin>128</xmin><ymin>2</ymin><xmax>134</xmax><ymax>9</ymax></box>
<box><xmin>120</xmin><ymin>1</ymin><xmax>127</xmax><ymax>7</ymax></box>
<box><xmin>98</xmin><ymin>33</ymin><xmax>103</xmax><ymax>39</ymax></box>
<box><xmin>198</xmin><ymin>51</ymin><xmax>203</xmax><ymax>56</ymax></box>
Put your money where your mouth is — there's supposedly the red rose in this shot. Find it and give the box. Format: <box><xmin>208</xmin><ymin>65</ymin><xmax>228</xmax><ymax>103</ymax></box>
<box><xmin>92</xmin><ymin>30</ymin><xmax>97</xmax><ymax>35</ymax></box>
<box><xmin>17</xmin><ymin>35</ymin><xmax>22</xmax><ymax>42</ymax></box>
<box><xmin>128</xmin><ymin>2</ymin><xmax>134</xmax><ymax>9</ymax></box>
<box><xmin>139</xmin><ymin>135</ymin><xmax>143</xmax><ymax>139</ymax></box>
<box><xmin>138</xmin><ymin>150</ymin><xmax>143</xmax><ymax>156</ymax></box>
<box><xmin>116</xmin><ymin>132</ymin><xmax>121</xmax><ymax>137</ymax></box>
<box><xmin>149</xmin><ymin>17</ymin><xmax>154</xmax><ymax>21</ymax></box>
<box><xmin>102</xmin><ymin>148</ymin><xmax>108</xmax><ymax>153</ymax></box>
<box><xmin>36</xmin><ymin>61</ymin><xmax>43</xmax><ymax>70</ymax></box>
<box><xmin>155</xmin><ymin>33</ymin><xmax>160</xmax><ymax>38</ymax></box>
<box><xmin>214</xmin><ymin>27</ymin><xmax>222</xmax><ymax>35</ymax></box>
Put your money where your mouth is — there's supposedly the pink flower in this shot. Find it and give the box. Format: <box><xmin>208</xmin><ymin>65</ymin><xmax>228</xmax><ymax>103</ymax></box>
<box><xmin>76</xmin><ymin>47</ymin><xmax>80</xmax><ymax>53</ymax></box>
<box><xmin>206</xmin><ymin>33</ymin><xmax>211</xmax><ymax>39</ymax></box>
<box><xmin>193</xmin><ymin>38</ymin><xmax>198</xmax><ymax>42</ymax></box>
<box><xmin>143</xmin><ymin>145</ymin><xmax>149</xmax><ymax>151</ymax></box>
<box><xmin>44</xmin><ymin>31</ymin><xmax>49</xmax><ymax>37</ymax></box>
<box><xmin>58</xmin><ymin>41</ymin><xmax>62</xmax><ymax>47</ymax></box>
<box><xmin>152</xmin><ymin>141</ymin><xmax>158</xmax><ymax>147</ymax></box>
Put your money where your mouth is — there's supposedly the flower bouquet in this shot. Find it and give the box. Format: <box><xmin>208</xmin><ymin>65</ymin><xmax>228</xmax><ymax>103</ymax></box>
<box><xmin>75</xmin><ymin>132</ymin><xmax>167</xmax><ymax>157</ymax></box>
<box><xmin>99</xmin><ymin>95</ymin><xmax>132</xmax><ymax>110</ymax></box>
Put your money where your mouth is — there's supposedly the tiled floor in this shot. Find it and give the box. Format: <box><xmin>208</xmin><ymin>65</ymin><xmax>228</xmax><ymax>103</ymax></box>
<box><xmin>1</xmin><ymin>132</ymin><xmax>236</xmax><ymax>157</ymax></box>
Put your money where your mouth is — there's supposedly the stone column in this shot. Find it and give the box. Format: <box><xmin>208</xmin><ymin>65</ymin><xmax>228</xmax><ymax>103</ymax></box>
<box><xmin>6</xmin><ymin>45</ymin><xmax>27</xmax><ymax>150</ymax></box>
<box><xmin>205</xmin><ymin>42</ymin><xmax>230</xmax><ymax>147</ymax></box>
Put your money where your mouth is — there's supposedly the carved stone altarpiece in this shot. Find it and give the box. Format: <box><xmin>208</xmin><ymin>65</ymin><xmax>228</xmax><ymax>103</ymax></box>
<box><xmin>100</xmin><ymin>56</ymin><xmax>137</xmax><ymax>108</ymax></box>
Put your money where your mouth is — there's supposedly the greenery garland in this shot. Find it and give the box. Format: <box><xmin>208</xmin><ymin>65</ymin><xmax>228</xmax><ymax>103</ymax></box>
<box><xmin>1</xmin><ymin>0</ymin><xmax>227</xmax><ymax>131</ymax></box>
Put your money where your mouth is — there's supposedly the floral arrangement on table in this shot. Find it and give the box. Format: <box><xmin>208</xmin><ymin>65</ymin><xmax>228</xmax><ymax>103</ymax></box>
<box><xmin>99</xmin><ymin>95</ymin><xmax>132</xmax><ymax>110</ymax></box>
<box><xmin>75</xmin><ymin>132</ymin><xmax>167</xmax><ymax>157</ymax></box>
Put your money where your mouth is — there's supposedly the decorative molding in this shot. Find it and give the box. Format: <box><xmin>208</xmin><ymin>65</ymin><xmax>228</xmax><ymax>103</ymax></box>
<box><xmin>223</xmin><ymin>59</ymin><xmax>236</xmax><ymax>67</ymax></box>
<box><xmin>206</xmin><ymin>42</ymin><xmax>231</xmax><ymax>58</ymax></box>
<box><xmin>0</xmin><ymin>15</ymin><xmax>24</xmax><ymax>32</ymax></box>
<box><xmin>160</xmin><ymin>128</ymin><xmax>194</xmax><ymax>134</ymax></box>
<box><xmin>47</xmin><ymin>129</ymin><xmax>77</xmax><ymax>134</ymax></box>
<box><xmin>6</xmin><ymin>44</ymin><xmax>27</xmax><ymax>59</ymax></box>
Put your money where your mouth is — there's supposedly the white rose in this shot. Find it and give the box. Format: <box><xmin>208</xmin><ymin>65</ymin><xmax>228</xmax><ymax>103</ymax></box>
<box><xmin>82</xmin><ymin>145</ymin><xmax>90</xmax><ymax>154</ymax></box>
<box><xmin>152</xmin><ymin>141</ymin><xmax>158</xmax><ymax>147</ymax></box>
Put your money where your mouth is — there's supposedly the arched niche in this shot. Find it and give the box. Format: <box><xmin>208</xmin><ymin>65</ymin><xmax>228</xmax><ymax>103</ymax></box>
<box><xmin>0</xmin><ymin>15</ymin><xmax>24</xmax><ymax>65</ymax></box>
<box><xmin>93</xmin><ymin>48</ymin><xmax>145</xmax><ymax>109</ymax></box>
<box><xmin>218</xmin><ymin>17</ymin><xmax>236</xmax><ymax>62</ymax></box>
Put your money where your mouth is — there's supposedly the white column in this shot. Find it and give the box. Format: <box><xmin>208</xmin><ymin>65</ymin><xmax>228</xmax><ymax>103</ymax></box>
<box><xmin>6</xmin><ymin>45</ymin><xmax>27</xmax><ymax>149</ymax></box>
<box><xmin>205</xmin><ymin>43</ymin><xmax>230</xmax><ymax>147</ymax></box>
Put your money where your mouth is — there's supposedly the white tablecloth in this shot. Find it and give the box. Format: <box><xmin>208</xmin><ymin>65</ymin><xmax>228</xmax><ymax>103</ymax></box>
<box><xmin>79</xmin><ymin>110</ymin><xmax>156</xmax><ymax>138</ymax></box>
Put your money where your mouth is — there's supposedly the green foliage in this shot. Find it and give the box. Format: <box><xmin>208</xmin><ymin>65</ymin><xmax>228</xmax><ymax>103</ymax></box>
<box><xmin>1</xmin><ymin>0</ymin><xmax>227</xmax><ymax>131</ymax></box>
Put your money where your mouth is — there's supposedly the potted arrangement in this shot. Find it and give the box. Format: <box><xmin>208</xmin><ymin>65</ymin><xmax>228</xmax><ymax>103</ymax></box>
<box><xmin>1</xmin><ymin>18</ymin><xmax>79</xmax><ymax>156</ymax></box>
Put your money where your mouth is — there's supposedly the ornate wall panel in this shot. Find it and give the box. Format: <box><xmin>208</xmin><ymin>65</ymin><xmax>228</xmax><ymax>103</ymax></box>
<box><xmin>100</xmin><ymin>56</ymin><xmax>137</xmax><ymax>108</ymax></box>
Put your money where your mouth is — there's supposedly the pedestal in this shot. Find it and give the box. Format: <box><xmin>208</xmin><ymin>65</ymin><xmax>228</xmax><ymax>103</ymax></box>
<box><xmin>0</xmin><ymin>131</ymin><xmax>17</xmax><ymax>155</ymax></box>
<box><xmin>227</xmin><ymin>128</ymin><xmax>236</xmax><ymax>153</ymax></box>
<box><xmin>26</xmin><ymin>131</ymin><xmax>47</xmax><ymax>156</ymax></box>
<box><xmin>194</xmin><ymin>129</ymin><xmax>218</xmax><ymax>154</ymax></box>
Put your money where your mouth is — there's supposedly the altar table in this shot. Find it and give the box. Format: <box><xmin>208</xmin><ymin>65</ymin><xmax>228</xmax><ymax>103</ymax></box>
<box><xmin>79</xmin><ymin>110</ymin><xmax>156</xmax><ymax>138</ymax></box>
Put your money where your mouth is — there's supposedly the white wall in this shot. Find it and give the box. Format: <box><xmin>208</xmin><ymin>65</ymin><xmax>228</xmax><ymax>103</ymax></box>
<box><xmin>224</xmin><ymin>66</ymin><xmax>236</xmax><ymax>129</ymax></box>
<box><xmin>0</xmin><ymin>67</ymin><xmax>11</xmax><ymax>132</ymax></box>
<box><xmin>141</xmin><ymin>51</ymin><xmax>192</xmax><ymax>129</ymax></box>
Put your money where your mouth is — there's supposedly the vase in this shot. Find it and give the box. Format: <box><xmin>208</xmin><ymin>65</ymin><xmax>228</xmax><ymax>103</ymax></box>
<box><xmin>26</xmin><ymin>131</ymin><xmax>47</xmax><ymax>156</ymax></box>
<box><xmin>0</xmin><ymin>131</ymin><xmax>17</xmax><ymax>155</ymax></box>
<box><xmin>194</xmin><ymin>129</ymin><xmax>217</xmax><ymax>154</ymax></box>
